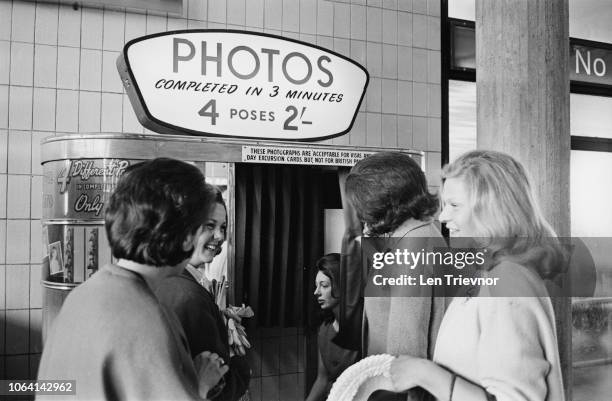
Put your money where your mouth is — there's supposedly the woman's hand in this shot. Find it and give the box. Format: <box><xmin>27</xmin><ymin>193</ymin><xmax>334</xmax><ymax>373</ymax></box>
<box><xmin>389</xmin><ymin>355</ymin><xmax>426</xmax><ymax>392</ymax></box>
<box><xmin>194</xmin><ymin>351</ymin><xmax>229</xmax><ymax>398</ymax></box>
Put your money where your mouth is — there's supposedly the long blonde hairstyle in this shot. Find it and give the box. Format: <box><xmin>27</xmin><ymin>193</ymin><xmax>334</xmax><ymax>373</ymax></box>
<box><xmin>442</xmin><ymin>150</ymin><xmax>565</xmax><ymax>278</ymax></box>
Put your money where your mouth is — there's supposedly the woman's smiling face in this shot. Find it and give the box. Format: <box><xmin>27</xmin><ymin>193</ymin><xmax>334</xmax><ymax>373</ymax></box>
<box><xmin>439</xmin><ymin>177</ymin><xmax>478</xmax><ymax>237</ymax></box>
<box><xmin>191</xmin><ymin>203</ymin><xmax>227</xmax><ymax>265</ymax></box>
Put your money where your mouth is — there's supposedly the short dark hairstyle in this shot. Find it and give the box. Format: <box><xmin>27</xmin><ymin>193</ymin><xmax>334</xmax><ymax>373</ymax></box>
<box><xmin>105</xmin><ymin>158</ymin><xmax>216</xmax><ymax>267</ymax></box>
<box><xmin>345</xmin><ymin>152</ymin><xmax>438</xmax><ymax>235</ymax></box>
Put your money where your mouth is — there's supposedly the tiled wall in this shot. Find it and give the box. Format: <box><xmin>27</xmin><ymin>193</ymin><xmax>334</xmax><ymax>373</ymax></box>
<box><xmin>0</xmin><ymin>0</ymin><xmax>442</xmax><ymax>390</ymax></box>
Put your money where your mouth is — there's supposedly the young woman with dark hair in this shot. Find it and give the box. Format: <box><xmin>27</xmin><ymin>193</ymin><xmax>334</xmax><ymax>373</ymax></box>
<box><xmin>156</xmin><ymin>187</ymin><xmax>251</xmax><ymax>401</ymax></box>
<box><xmin>345</xmin><ymin>152</ymin><xmax>445</xmax><ymax>352</ymax></box>
<box><xmin>104</xmin><ymin>159</ymin><xmax>213</xmax><ymax>267</ymax></box>
<box><xmin>343</xmin><ymin>151</ymin><xmax>446</xmax><ymax>401</ymax></box>
<box><xmin>306</xmin><ymin>253</ymin><xmax>360</xmax><ymax>401</ymax></box>
<box><xmin>37</xmin><ymin>158</ymin><xmax>227</xmax><ymax>400</ymax></box>
<box><xmin>345</xmin><ymin>151</ymin><xmax>439</xmax><ymax>237</ymax></box>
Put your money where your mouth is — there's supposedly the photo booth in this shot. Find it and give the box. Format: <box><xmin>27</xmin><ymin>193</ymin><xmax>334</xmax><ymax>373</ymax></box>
<box><xmin>40</xmin><ymin>133</ymin><xmax>423</xmax><ymax>392</ymax></box>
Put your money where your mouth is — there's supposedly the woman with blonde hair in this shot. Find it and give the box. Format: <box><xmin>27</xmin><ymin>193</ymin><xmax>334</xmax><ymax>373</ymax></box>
<box><xmin>388</xmin><ymin>150</ymin><xmax>565</xmax><ymax>401</ymax></box>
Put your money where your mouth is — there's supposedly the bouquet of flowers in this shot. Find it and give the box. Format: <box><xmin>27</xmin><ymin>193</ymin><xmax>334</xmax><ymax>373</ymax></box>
<box><xmin>210</xmin><ymin>276</ymin><xmax>254</xmax><ymax>356</ymax></box>
<box><xmin>223</xmin><ymin>304</ymin><xmax>254</xmax><ymax>356</ymax></box>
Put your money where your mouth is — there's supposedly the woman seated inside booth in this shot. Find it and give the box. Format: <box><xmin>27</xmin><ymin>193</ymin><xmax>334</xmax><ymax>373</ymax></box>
<box><xmin>37</xmin><ymin>158</ymin><xmax>228</xmax><ymax>400</ymax></box>
<box><xmin>306</xmin><ymin>253</ymin><xmax>360</xmax><ymax>401</ymax></box>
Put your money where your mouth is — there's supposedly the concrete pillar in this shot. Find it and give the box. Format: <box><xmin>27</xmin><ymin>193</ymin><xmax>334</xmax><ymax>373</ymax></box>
<box><xmin>475</xmin><ymin>0</ymin><xmax>571</xmax><ymax>398</ymax></box>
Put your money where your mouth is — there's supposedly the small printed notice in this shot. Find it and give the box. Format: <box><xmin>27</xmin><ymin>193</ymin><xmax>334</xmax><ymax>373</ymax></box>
<box><xmin>242</xmin><ymin>145</ymin><xmax>375</xmax><ymax>166</ymax></box>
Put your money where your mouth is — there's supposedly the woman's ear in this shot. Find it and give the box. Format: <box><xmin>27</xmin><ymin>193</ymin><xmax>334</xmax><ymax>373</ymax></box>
<box><xmin>183</xmin><ymin>226</ymin><xmax>203</xmax><ymax>252</ymax></box>
<box><xmin>182</xmin><ymin>234</ymin><xmax>195</xmax><ymax>252</ymax></box>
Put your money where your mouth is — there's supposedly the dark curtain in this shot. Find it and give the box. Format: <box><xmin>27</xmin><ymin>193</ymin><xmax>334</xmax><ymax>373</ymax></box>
<box><xmin>332</xmin><ymin>168</ymin><xmax>365</xmax><ymax>353</ymax></box>
<box><xmin>234</xmin><ymin>164</ymin><xmax>324</xmax><ymax>328</ymax></box>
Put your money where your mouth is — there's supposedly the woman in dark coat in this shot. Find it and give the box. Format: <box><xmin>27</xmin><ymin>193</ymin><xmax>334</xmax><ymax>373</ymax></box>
<box><xmin>156</xmin><ymin>188</ymin><xmax>250</xmax><ymax>401</ymax></box>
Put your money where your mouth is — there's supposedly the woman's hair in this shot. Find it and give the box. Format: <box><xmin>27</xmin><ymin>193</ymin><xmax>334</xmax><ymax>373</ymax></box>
<box><xmin>345</xmin><ymin>152</ymin><xmax>438</xmax><ymax>235</ymax></box>
<box><xmin>211</xmin><ymin>186</ymin><xmax>228</xmax><ymax>251</ymax></box>
<box><xmin>105</xmin><ymin>158</ymin><xmax>216</xmax><ymax>267</ymax></box>
<box><xmin>212</xmin><ymin>186</ymin><xmax>227</xmax><ymax>212</ymax></box>
<box><xmin>316</xmin><ymin>253</ymin><xmax>341</xmax><ymax>323</ymax></box>
<box><xmin>316</xmin><ymin>253</ymin><xmax>341</xmax><ymax>298</ymax></box>
<box><xmin>442</xmin><ymin>150</ymin><xmax>565</xmax><ymax>278</ymax></box>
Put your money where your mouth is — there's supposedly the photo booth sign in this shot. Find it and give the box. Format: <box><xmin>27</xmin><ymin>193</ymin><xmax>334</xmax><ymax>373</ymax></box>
<box><xmin>118</xmin><ymin>30</ymin><xmax>369</xmax><ymax>141</ymax></box>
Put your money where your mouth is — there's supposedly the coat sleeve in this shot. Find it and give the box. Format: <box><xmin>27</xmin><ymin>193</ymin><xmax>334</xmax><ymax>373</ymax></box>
<box><xmin>159</xmin><ymin>279</ymin><xmax>224</xmax><ymax>357</ymax></box>
<box><xmin>476</xmin><ymin>297</ymin><xmax>557</xmax><ymax>401</ymax></box>
<box><xmin>156</xmin><ymin>277</ymin><xmax>250</xmax><ymax>401</ymax></box>
<box><xmin>333</xmin><ymin>168</ymin><xmax>365</xmax><ymax>353</ymax></box>
<box><xmin>102</xmin><ymin>297</ymin><xmax>204</xmax><ymax>401</ymax></box>
<box><xmin>221</xmin><ymin>355</ymin><xmax>251</xmax><ymax>401</ymax></box>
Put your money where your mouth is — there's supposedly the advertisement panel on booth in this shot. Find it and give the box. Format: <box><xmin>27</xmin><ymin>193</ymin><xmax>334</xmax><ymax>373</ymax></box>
<box><xmin>43</xmin><ymin>159</ymin><xmax>132</xmax><ymax>220</ymax></box>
